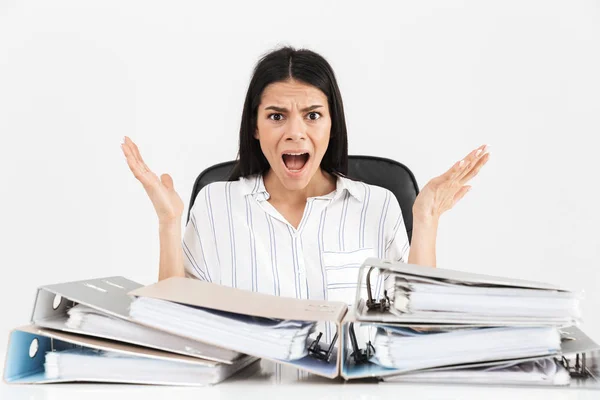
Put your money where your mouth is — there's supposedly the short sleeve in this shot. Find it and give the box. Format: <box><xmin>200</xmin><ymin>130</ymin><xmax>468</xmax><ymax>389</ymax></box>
<box><xmin>384</xmin><ymin>195</ymin><xmax>410</xmax><ymax>264</ymax></box>
<box><xmin>182</xmin><ymin>186</ymin><xmax>220</xmax><ymax>283</ymax></box>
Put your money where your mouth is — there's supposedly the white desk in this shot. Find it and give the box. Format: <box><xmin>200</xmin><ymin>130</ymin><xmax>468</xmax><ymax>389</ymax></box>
<box><xmin>2</xmin><ymin>359</ymin><xmax>599</xmax><ymax>400</ymax></box>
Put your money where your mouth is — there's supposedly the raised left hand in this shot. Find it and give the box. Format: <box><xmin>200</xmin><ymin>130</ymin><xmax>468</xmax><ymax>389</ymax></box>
<box><xmin>412</xmin><ymin>144</ymin><xmax>490</xmax><ymax>223</ymax></box>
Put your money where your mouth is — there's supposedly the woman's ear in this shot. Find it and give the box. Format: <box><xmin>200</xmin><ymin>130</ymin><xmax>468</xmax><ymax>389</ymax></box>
<box><xmin>254</xmin><ymin>129</ymin><xmax>259</xmax><ymax>140</ymax></box>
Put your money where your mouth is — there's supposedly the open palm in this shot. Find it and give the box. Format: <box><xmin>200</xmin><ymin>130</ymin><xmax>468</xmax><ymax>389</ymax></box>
<box><xmin>121</xmin><ymin>136</ymin><xmax>184</xmax><ymax>223</ymax></box>
<box><xmin>413</xmin><ymin>144</ymin><xmax>490</xmax><ymax>222</ymax></box>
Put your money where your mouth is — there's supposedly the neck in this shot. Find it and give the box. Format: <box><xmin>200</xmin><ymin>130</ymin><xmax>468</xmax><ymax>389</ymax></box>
<box><xmin>263</xmin><ymin>168</ymin><xmax>336</xmax><ymax>205</ymax></box>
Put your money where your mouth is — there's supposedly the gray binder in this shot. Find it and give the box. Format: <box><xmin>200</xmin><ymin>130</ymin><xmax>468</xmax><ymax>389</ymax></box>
<box><xmin>29</xmin><ymin>276</ymin><xmax>239</xmax><ymax>363</ymax></box>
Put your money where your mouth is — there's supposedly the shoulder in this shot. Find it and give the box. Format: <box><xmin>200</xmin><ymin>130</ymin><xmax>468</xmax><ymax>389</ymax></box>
<box><xmin>344</xmin><ymin>178</ymin><xmax>401</xmax><ymax>223</ymax></box>
<box><xmin>345</xmin><ymin>177</ymin><xmax>395</xmax><ymax>204</ymax></box>
<box><xmin>192</xmin><ymin>175</ymin><xmax>258</xmax><ymax>209</ymax></box>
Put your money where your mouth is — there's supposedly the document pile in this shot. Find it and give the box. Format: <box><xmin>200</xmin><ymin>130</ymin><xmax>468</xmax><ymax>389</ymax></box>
<box><xmin>386</xmin><ymin>358</ymin><xmax>571</xmax><ymax>386</ymax></box>
<box><xmin>350</xmin><ymin>259</ymin><xmax>597</xmax><ymax>387</ymax></box>
<box><xmin>3</xmin><ymin>277</ymin><xmax>259</xmax><ymax>386</ymax></box>
<box><xmin>387</xmin><ymin>265</ymin><xmax>581</xmax><ymax>326</ymax></box>
<box><xmin>43</xmin><ymin>346</ymin><xmax>253</xmax><ymax>385</ymax></box>
<box><xmin>125</xmin><ymin>275</ymin><xmax>347</xmax><ymax>375</ymax></box>
<box><xmin>129</xmin><ymin>297</ymin><xmax>316</xmax><ymax>360</ymax></box>
<box><xmin>64</xmin><ymin>303</ymin><xmax>241</xmax><ymax>363</ymax></box>
<box><xmin>371</xmin><ymin>326</ymin><xmax>562</xmax><ymax>372</ymax></box>
<box><xmin>4</xmin><ymin>259</ymin><xmax>600</xmax><ymax>389</ymax></box>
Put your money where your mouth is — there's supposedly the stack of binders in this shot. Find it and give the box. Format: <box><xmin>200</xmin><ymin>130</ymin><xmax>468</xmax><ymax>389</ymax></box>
<box><xmin>346</xmin><ymin>259</ymin><xmax>600</xmax><ymax>387</ymax></box>
<box><xmin>4</xmin><ymin>259</ymin><xmax>600</xmax><ymax>388</ymax></box>
<box><xmin>3</xmin><ymin>277</ymin><xmax>261</xmax><ymax>386</ymax></box>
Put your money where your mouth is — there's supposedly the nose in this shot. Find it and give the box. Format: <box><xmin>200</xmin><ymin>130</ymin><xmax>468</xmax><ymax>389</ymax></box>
<box><xmin>284</xmin><ymin>114</ymin><xmax>306</xmax><ymax>141</ymax></box>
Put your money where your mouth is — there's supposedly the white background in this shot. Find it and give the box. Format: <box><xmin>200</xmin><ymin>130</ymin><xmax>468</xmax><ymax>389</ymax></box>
<box><xmin>1</xmin><ymin>0</ymin><xmax>599</xmax><ymax>398</ymax></box>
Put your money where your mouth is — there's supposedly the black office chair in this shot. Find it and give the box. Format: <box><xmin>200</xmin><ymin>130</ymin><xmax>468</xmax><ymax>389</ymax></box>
<box><xmin>186</xmin><ymin>155</ymin><xmax>420</xmax><ymax>243</ymax></box>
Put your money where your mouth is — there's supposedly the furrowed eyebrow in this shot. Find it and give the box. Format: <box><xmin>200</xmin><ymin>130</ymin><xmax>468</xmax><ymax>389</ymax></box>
<box><xmin>264</xmin><ymin>105</ymin><xmax>323</xmax><ymax>113</ymax></box>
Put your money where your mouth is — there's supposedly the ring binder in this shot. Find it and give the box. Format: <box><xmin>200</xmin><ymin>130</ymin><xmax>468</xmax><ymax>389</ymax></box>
<box><xmin>561</xmin><ymin>354</ymin><xmax>589</xmax><ymax>378</ymax></box>
<box><xmin>307</xmin><ymin>332</ymin><xmax>337</xmax><ymax>362</ymax></box>
<box><xmin>29</xmin><ymin>276</ymin><xmax>242</xmax><ymax>364</ymax></box>
<box><xmin>365</xmin><ymin>267</ymin><xmax>390</xmax><ymax>312</ymax></box>
<box><xmin>4</xmin><ymin>325</ymin><xmax>258</xmax><ymax>386</ymax></box>
<box><xmin>348</xmin><ymin>322</ymin><xmax>375</xmax><ymax>364</ymax></box>
<box><xmin>352</xmin><ymin>258</ymin><xmax>600</xmax><ymax>385</ymax></box>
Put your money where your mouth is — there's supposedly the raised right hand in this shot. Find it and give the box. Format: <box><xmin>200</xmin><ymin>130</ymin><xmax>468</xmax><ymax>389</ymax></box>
<box><xmin>121</xmin><ymin>136</ymin><xmax>184</xmax><ymax>223</ymax></box>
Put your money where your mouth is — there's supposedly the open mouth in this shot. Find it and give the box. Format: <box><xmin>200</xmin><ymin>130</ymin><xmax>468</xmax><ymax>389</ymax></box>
<box><xmin>282</xmin><ymin>152</ymin><xmax>310</xmax><ymax>173</ymax></box>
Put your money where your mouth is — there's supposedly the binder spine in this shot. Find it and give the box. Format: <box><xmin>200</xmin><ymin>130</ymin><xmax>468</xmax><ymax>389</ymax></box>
<box><xmin>3</xmin><ymin>329</ymin><xmax>74</xmax><ymax>383</ymax></box>
<box><xmin>30</xmin><ymin>288</ymin><xmax>73</xmax><ymax>324</ymax></box>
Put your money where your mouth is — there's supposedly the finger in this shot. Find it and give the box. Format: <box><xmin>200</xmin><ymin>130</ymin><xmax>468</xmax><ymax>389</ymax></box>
<box><xmin>122</xmin><ymin>137</ymin><xmax>140</xmax><ymax>164</ymax></box>
<box><xmin>121</xmin><ymin>141</ymin><xmax>148</xmax><ymax>180</ymax></box>
<box><xmin>460</xmin><ymin>152</ymin><xmax>490</xmax><ymax>183</ymax></box>
<box><xmin>451</xmin><ymin>185</ymin><xmax>471</xmax><ymax>209</ymax></box>
<box><xmin>129</xmin><ymin>138</ymin><xmax>150</xmax><ymax>171</ymax></box>
<box><xmin>443</xmin><ymin>158</ymin><xmax>467</xmax><ymax>180</ymax></box>
<box><xmin>455</xmin><ymin>144</ymin><xmax>489</xmax><ymax>182</ymax></box>
<box><xmin>121</xmin><ymin>140</ymin><xmax>142</xmax><ymax>170</ymax></box>
<box><xmin>161</xmin><ymin>174</ymin><xmax>174</xmax><ymax>190</ymax></box>
<box><xmin>121</xmin><ymin>140</ymin><xmax>154</xmax><ymax>182</ymax></box>
<box><xmin>124</xmin><ymin>137</ymin><xmax>149</xmax><ymax>174</ymax></box>
<box><xmin>446</xmin><ymin>144</ymin><xmax>486</xmax><ymax>181</ymax></box>
<box><xmin>121</xmin><ymin>143</ymin><xmax>147</xmax><ymax>180</ymax></box>
<box><xmin>121</xmin><ymin>140</ymin><xmax>137</xmax><ymax>167</ymax></box>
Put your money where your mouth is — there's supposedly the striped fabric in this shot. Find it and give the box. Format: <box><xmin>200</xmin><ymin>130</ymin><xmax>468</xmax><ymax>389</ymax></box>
<box><xmin>182</xmin><ymin>172</ymin><xmax>410</xmax><ymax>307</ymax></box>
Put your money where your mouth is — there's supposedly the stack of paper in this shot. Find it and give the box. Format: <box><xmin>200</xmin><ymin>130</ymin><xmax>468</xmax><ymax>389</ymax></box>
<box><xmin>385</xmin><ymin>358</ymin><xmax>571</xmax><ymax>386</ymax></box>
<box><xmin>372</xmin><ymin>326</ymin><xmax>562</xmax><ymax>372</ymax></box>
<box><xmin>129</xmin><ymin>297</ymin><xmax>317</xmax><ymax>361</ymax></box>
<box><xmin>391</xmin><ymin>275</ymin><xmax>581</xmax><ymax>326</ymax></box>
<box><xmin>65</xmin><ymin>303</ymin><xmax>241</xmax><ymax>363</ymax></box>
<box><xmin>44</xmin><ymin>347</ymin><xmax>256</xmax><ymax>386</ymax></box>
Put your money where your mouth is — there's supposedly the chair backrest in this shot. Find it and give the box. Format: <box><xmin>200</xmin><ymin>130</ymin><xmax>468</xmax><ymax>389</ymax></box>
<box><xmin>187</xmin><ymin>155</ymin><xmax>420</xmax><ymax>242</ymax></box>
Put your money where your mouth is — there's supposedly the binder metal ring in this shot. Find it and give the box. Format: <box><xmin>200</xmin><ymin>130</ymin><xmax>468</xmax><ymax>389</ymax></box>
<box><xmin>365</xmin><ymin>266</ymin><xmax>390</xmax><ymax>312</ymax></box>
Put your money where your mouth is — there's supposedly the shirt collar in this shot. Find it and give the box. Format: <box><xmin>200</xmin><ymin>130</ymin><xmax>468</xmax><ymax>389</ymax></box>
<box><xmin>334</xmin><ymin>174</ymin><xmax>363</xmax><ymax>202</ymax></box>
<box><xmin>240</xmin><ymin>173</ymin><xmax>363</xmax><ymax>202</ymax></box>
<box><xmin>240</xmin><ymin>173</ymin><xmax>270</xmax><ymax>202</ymax></box>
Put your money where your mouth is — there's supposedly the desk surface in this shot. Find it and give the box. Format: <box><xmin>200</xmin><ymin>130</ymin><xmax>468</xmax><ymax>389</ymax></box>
<box><xmin>2</xmin><ymin>359</ymin><xmax>599</xmax><ymax>400</ymax></box>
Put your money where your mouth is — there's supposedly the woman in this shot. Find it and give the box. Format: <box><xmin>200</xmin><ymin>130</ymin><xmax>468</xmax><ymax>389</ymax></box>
<box><xmin>121</xmin><ymin>46</ymin><xmax>490</xmax><ymax>305</ymax></box>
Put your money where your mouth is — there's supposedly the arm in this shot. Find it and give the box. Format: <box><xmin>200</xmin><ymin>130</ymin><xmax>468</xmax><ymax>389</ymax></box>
<box><xmin>159</xmin><ymin>220</ymin><xmax>185</xmax><ymax>281</ymax></box>
<box><xmin>121</xmin><ymin>136</ymin><xmax>185</xmax><ymax>281</ymax></box>
<box><xmin>408</xmin><ymin>144</ymin><xmax>491</xmax><ymax>268</ymax></box>
<box><xmin>407</xmin><ymin>214</ymin><xmax>439</xmax><ymax>268</ymax></box>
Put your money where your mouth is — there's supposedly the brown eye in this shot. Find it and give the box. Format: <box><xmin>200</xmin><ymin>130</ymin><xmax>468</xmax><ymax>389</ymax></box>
<box><xmin>307</xmin><ymin>112</ymin><xmax>321</xmax><ymax>120</ymax></box>
<box><xmin>268</xmin><ymin>113</ymin><xmax>284</xmax><ymax>121</ymax></box>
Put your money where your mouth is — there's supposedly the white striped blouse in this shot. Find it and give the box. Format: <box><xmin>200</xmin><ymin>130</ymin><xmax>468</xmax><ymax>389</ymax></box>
<box><xmin>182</xmin><ymin>172</ymin><xmax>411</xmax><ymax>307</ymax></box>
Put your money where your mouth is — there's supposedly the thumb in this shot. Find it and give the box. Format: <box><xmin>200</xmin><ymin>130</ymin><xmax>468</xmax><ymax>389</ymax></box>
<box><xmin>160</xmin><ymin>173</ymin><xmax>174</xmax><ymax>190</ymax></box>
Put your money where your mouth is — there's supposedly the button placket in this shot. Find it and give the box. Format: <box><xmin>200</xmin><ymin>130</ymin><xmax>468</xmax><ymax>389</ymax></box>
<box><xmin>296</xmin><ymin>235</ymin><xmax>308</xmax><ymax>299</ymax></box>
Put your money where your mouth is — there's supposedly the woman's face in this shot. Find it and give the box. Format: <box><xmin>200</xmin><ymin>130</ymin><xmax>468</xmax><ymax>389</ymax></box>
<box><xmin>255</xmin><ymin>79</ymin><xmax>332</xmax><ymax>191</ymax></box>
